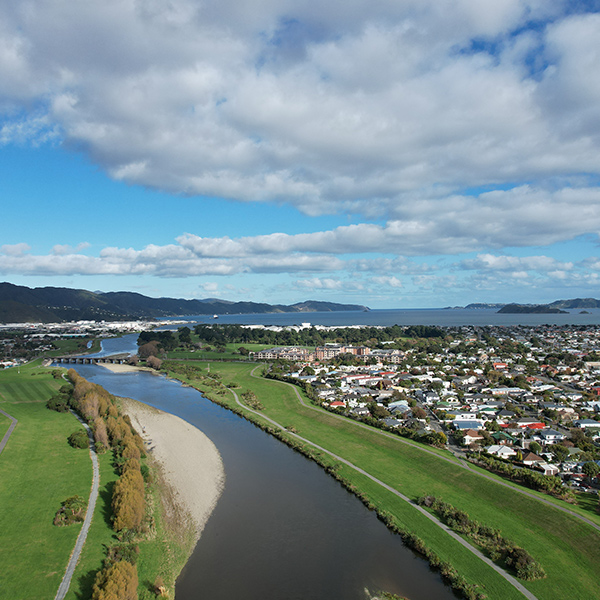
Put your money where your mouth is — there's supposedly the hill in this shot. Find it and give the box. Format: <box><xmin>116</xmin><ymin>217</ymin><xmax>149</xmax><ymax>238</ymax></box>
<box><xmin>0</xmin><ymin>282</ymin><xmax>368</xmax><ymax>323</ymax></box>
<box><xmin>497</xmin><ymin>303</ymin><xmax>568</xmax><ymax>314</ymax></box>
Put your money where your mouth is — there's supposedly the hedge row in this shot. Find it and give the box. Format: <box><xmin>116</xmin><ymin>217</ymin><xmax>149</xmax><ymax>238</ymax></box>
<box><xmin>417</xmin><ymin>495</ymin><xmax>546</xmax><ymax>581</ymax></box>
<box><xmin>468</xmin><ymin>453</ymin><xmax>575</xmax><ymax>502</ymax></box>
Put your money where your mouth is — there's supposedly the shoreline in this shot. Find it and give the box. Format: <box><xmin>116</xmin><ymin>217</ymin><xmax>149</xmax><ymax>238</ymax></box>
<box><xmin>120</xmin><ymin>397</ymin><xmax>225</xmax><ymax>544</ymax></box>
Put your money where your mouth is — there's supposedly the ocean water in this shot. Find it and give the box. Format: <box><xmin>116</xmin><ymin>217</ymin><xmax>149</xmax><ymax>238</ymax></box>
<box><xmin>161</xmin><ymin>307</ymin><xmax>600</xmax><ymax>328</ymax></box>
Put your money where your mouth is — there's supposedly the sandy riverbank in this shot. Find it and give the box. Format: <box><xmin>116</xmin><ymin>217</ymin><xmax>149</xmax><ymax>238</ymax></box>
<box><xmin>98</xmin><ymin>363</ymin><xmax>147</xmax><ymax>374</ymax></box>
<box><xmin>120</xmin><ymin>397</ymin><xmax>225</xmax><ymax>540</ymax></box>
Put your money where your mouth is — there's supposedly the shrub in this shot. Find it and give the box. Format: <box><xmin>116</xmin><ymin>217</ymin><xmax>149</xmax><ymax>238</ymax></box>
<box><xmin>46</xmin><ymin>394</ymin><xmax>70</xmax><ymax>413</ymax></box>
<box><xmin>53</xmin><ymin>495</ymin><xmax>86</xmax><ymax>526</ymax></box>
<box><xmin>68</xmin><ymin>429</ymin><xmax>90</xmax><ymax>449</ymax></box>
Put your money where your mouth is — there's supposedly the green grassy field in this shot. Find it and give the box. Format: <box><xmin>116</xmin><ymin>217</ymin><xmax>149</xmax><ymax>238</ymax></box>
<box><xmin>167</xmin><ymin>359</ymin><xmax>600</xmax><ymax>600</ymax></box>
<box><xmin>0</xmin><ymin>362</ymin><xmax>198</xmax><ymax>600</ymax></box>
<box><xmin>166</xmin><ymin>342</ymin><xmax>272</xmax><ymax>361</ymax></box>
<box><xmin>45</xmin><ymin>337</ymin><xmax>102</xmax><ymax>357</ymax></box>
<box><xmin>0</xmin><ymin>364</ymin><xmax>92</xmax><ymax>600</ymax></box>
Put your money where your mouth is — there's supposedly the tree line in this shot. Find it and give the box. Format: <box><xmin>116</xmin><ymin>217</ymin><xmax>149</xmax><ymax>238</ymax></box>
<box><xmin>56</xmin><ymin>370</ymin><xmax>148</xmax><ymax>599</ymax></box>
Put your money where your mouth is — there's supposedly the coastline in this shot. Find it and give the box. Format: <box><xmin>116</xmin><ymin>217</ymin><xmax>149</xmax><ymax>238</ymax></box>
<box><xmin>119</xmin><ymin>397</ymin><xmax>225</xmax><ymax>545</ymax></box>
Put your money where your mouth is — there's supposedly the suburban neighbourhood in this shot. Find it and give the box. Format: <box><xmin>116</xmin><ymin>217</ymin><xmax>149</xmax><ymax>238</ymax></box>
<box><xmin>244</xmin><ymin>323</ymin><xmax>600</xmax><ymax>497</ymax></box>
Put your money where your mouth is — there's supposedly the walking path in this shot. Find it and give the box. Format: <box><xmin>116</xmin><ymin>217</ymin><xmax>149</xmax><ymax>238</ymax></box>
<box><xmin>54</xmin><ymin>411</ymin><xmax>100</xmax><ymax>600</ymax></box>
<box><xmin>0</xmin><ymin>407</ymin><xmax>18</xmax><ymax>456</ymax></box>
<box><xmin>225</xmin><ymin>370</ymin><xmax>539</xmax><ymax>600</ymax></box>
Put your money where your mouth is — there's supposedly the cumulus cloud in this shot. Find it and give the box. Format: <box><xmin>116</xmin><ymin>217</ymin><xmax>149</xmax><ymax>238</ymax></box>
<box><xmin>1</xmin><ymin>0</ymin><xmax>599</xmax><ymax>225</ymax></box>
<box><xmin>1</xmin><ymin>243</ymin><xmax>31</xmax><ymax>256</ymax></box>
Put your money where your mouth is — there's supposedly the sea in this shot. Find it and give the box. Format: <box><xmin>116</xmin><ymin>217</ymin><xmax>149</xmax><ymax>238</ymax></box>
<box><xmin>159</xmin><ymin>307</ymin><xmax>600</xmax><ymax>328</ymax></box>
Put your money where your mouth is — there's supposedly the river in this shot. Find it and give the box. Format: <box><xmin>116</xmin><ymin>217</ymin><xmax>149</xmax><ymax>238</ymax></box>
<box><xmin>70</xmin><ymin>335</ymin><xmax>455</xmax><ymax>600</ymax></box>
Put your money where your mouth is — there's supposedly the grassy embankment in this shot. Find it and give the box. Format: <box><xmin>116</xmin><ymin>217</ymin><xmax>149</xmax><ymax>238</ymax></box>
<box><xmin>165</xmin><ymin>359</ymin><xmax>600</xmax><ymax>600</ymax></box>
<box><xmin>0</xmin><ymin>362</ymin><xmax>198</xmax><ymax>600</ymax></box>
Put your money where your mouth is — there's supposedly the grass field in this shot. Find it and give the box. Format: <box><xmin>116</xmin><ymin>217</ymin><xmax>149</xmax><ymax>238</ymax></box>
<box><xmin>0</xmin><ymin>362</ymin><xmax>198</xmax><ymax>600</ymax></box>
<box><xmin>166</xmin><ymin>342</ymin><xmax>272</xmax><ymax>362</ymax></box>
<box><xmin>0</xmin><ymin>364</ymin><xmax>92</xmax><ymax>600</ymax></box>
<box><xmin>167</xmin><ymin>359</ymin><xmax>600</xmax><ymax>600</ymax></box>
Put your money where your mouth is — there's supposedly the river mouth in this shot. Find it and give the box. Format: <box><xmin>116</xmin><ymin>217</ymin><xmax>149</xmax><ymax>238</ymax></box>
<box><xmin>70</xmin><ymin>362</ymin><xmax>456</xmax><ymax>600</ymax></box>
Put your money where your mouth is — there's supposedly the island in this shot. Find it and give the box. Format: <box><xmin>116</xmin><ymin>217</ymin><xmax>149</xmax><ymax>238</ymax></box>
<box><xmin>497</xmin><ymin>303</ymin><xmax>568</xmax><ymax>314</ymax></box>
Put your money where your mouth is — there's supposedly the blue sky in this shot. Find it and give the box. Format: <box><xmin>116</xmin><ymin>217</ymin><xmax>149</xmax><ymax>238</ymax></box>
<box><xmin>1</xmin><ymin>1</ymin><xmax>600</xmax><ymax>309</ymax></box>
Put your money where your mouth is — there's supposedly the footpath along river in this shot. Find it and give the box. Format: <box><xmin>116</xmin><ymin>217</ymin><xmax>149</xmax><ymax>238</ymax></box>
<box><xmin>70</xmin><ymin>357</ymin><xmax>456</xmax><ymax>600</ymax></box>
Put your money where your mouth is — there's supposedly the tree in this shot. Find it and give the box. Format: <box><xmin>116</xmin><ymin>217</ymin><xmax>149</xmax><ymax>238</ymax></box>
<box><xmin>91</xmin><ymin>560</ymin><xmax>138</xmax><ymax>600</ymax></box>
<box><xmin>138</xmin><ymin>341</ymin><xmax>160</xmax><ymax>359</ymax></box>
<box><xmin>146</xmin><ymin>356</ymin><xmax>163</xmax><ymax>370</ymax></box>
<box><xmin>529</xmin><ymin>441</ymin><xmax>542</xmax><ymax>454</ymax></box>
<box><xmin>550</xmin><ymin>444</ymin><xmax>569</xmax><ymax>463</ymax></box>
<box><xmin>178</xmin><ymin>326</ymin><xmax>192</xmax><ymax>345</ymax></box>
<box><xmin>582</xmin><ymin>461</ymin><xmax>600</xmax><ymax>478</ymax></box>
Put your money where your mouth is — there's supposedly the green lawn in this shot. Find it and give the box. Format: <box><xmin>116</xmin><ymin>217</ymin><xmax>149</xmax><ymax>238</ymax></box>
<box><xmin>167</xmin><ymin>360</ymin><xmax>600</xmax><ymax>600</ymax></box>
<box><xmin>166</xmin><ymin>342</ymin><xmax>273</xmax><ymax>362</ymax></box>
<box><xmin>45</xmin><ymin>337</ymin><xmax>102</xmax><ymax>357</ymax></box>
<box><xmin>0</xmin><ymin>410</ymin><xmax>11</xmax><ymax>440</ymax></box>
<box><xmin>0</xmin><ymin>365</ymin><xmax>92</xmax><ymax>600</ymax></box>
<box><xmin>0</xmin><ymin>362</ymin><xmax>204</xmax><ymax>600</ymax></box>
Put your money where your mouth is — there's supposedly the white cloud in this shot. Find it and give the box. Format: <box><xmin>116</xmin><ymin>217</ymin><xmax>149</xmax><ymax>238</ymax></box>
<box><xmin>1</xmin><ymin>0</ymin><xmax>598</xmax><ymax>224</ymax></box>
<box><xmin>1</xmin><ymin>243</ymin><xmax>30</xmax><ymax>256</ymax></box>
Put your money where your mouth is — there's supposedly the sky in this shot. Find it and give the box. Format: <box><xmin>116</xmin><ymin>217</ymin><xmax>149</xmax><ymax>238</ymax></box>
<box><xmin>1</xmin><ymin>0</ymin><xmax>600</xmax><ymax>309</ymax></box>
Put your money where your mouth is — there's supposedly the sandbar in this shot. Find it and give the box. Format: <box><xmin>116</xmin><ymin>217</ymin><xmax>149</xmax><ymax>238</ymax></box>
<box><xmin>98</xmin><ymin>363</ymin><xmax>147</xmax><ymax>374</ymax></box>
<box><xmin>120</xmin><ymin>397</ymin><xmax>225</xmax><ymax>540</ymax></box>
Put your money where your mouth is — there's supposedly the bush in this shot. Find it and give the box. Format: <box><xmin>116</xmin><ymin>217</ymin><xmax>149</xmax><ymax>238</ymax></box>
<box><xmin>46</xmin><ymin>394</ymin><xmax>70</xmax><ymax>413</ymax></box>
<box><xmin>91</xmin><ymin>560</ymin><xmax>138</xmax><ymax>600</ymax></box>
<box><xmin>68</xmin><ymin>429</ymin><xmax>90</xmax><ymax>449</ymax></box>
<box><xmin>53</xmin><ymin>495</ymin><xmax>86</xmax><ymax>526</ymax></box>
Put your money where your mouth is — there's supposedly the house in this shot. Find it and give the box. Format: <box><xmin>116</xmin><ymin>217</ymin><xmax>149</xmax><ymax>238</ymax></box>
<box><xmin>486</xmin><ymin>445</ymin><xmax>517</xmax><ymax>459</ymax></box>
<box><xmin>453</xmin><ymin>420</ymin><xmax>485</xmax><ymax>431</ymax></box>
<box><xmin>462</xmin><ymin>429</ymin><xmax>484</xmax><ymax>446</ymax></box>
<box><xmin>447</xmin><ymin>409</ymin><xmax>478</xmax><ymax>420</ymax></box>
<box><xmin>491</xmin><ymin>431</ymin><xmax>516</xmax><ymax>446</ymax></box>
<box><xmin>537</xmin><ymin>462</ymin><xmax>560</xmax><ymax>476</ymax></box>
<box><xmin>329</xmin><ymin>401</ymin><xmax>345</xmax><ymax>410</ymax></box>
<box><xmin>574</xmin><ymin>419</ymin><xmax>600</xmax><ymax>429</ymax></box>
<box><xmin>522</xmin><ymin>452</ymin><xmax>544</xmax><ymax>466</ymax></box>
<box><xmin>537</xmin><ymin>429</ymin><xmax>566</xmax><ymax>444</ymax></box>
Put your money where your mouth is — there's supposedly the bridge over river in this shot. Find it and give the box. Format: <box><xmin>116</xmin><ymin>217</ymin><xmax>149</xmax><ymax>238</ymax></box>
<box><xmin>55</xmin><ymin>353</ymin><xmax>131</xmax><ymax>365</ymax></box>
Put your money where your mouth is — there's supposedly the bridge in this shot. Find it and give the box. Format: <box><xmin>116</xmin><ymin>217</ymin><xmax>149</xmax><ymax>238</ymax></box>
<box><xmin>55</xmin><ymin>353</ymin><xmax>132</xmax><ymax>365</ymax></box>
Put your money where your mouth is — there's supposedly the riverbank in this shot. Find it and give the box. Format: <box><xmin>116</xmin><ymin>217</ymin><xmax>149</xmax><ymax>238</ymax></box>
<box><xmin>119</xmin><ymin>397</ymin><xmax>225</xmax><ymax>542</ymax></box>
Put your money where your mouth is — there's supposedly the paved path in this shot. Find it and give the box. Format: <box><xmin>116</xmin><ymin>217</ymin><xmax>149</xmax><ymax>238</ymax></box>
<box><xmin>54</xmin><ymin>412</ymin><xmax>100</xmax><ymax>600</ymax></box>
<box><xmin>225</xmin><ymin>370</ymin><xmax>539</xmax><ymax>600</ymax></box>
<box><xmin>263</xmin><ymin>372</ymin><xmax>600</xmax><ymax>534</ymax></box>
<box><xmin>0</xmin><ymin>407</ymin><xmax>18</xmax><ymax>456</ymax></box>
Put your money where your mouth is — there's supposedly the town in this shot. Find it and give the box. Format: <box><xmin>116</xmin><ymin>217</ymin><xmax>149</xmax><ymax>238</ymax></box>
<box><xmin>241</xmin><ymin>323</ymin><xmax>600</xmax><ymax>499</ymax></box>
<box><xmin>3</xmin><ymin>319</ymin><xmax>600</xmax><ymax>501</ymax></box>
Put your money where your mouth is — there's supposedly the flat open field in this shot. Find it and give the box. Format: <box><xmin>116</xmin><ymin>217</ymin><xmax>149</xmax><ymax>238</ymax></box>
<box><xmin>166</xmin><ymin>359</ymin><xmax>600</xmax><ymax>600</ymax></box>
<box><xmin>0</xmin><ymin>364</ymin><xmax>92</xmax><ymax>600</ymax></box>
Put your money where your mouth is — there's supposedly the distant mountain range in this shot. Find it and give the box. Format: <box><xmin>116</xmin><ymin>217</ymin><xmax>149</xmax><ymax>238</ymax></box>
<box><xmin>0</xmin><ymin>282</ymin><xmax>368</xmax><ymax>323</ymax></box>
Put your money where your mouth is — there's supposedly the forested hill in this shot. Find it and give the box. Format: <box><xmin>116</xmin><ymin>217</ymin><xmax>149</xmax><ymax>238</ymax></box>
<box><xmin>0</xmin><ymin>282</ymin><xmax>368</xmax><ymax>323</ymax></box>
